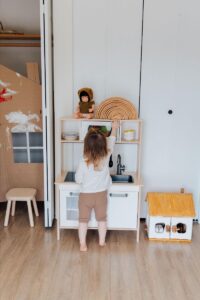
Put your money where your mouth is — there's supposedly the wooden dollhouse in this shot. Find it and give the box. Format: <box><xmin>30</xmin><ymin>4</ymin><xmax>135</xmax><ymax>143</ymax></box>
<box><xmin>146</xmin><ymin>192</ymin><xmax>195</xmax><ymax>241</ymax></box>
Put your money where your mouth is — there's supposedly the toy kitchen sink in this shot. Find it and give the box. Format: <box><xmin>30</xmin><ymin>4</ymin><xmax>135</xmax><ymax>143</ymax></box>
<box><xmin>64</xmin><ymin>171</ymin><xmax>134</xmax><ymax>183</ymax></box>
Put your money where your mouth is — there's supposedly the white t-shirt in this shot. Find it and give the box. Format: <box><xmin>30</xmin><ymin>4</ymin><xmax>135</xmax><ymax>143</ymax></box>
<box><xmin>75</xmin><ymin>136</ymin><xmax>116</xmax><ymax>193</ymax></box>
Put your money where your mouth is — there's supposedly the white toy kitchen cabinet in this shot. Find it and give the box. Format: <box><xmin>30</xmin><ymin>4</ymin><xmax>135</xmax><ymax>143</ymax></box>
<box><xmin>146</xmin><ymin>192</ymin><xmax>195</xmax><ymax>241</ymax></box>
<box><xmin>57</xmin><ymin>182</ymin><xmax>141</xmax><ymax>241</ymax></box>
<box><xmin>55</xmin><ymin>117</ymin><xmax>142</xmax><ymax>242</ymax></box>
<box><xmin>59</xmin><ymin>186</ymin><xmax>98</xmax><ymax>230</ymax></box>
<box><xmin>107</xmin><ymin>191</ymin><xmax>138</xmax><ymax>229</ymax></box>
<box><xmin>59</xmin><ymin>189</ymin><xmax>79</xmax><ymax>228</ymax></box>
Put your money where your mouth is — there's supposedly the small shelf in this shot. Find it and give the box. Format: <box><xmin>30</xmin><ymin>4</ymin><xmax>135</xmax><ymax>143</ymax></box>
<box><xmin>60</xmin><ymin>116</ymin><xmax>142</xmax><ymax>122</ymax></box>
<box><xmin>60</xmin><ymin>118</ymin><xmax>142</xmax><ymax>145</ymax></box>
<box><xmin>61</xmin><ymin>139</ymin><xmax>141</xmax><ymax>144</ymax></box>
<box><xmin>0</xmin><ymin>34</ymin><xmax>40</xmax><ymax>40</ymax></box>
<box><xmin>61</xmin><ymin>139</ymin><xmax>82</xmax><ymax>143</ymax></box>
<box><xmin>0</xmin><ymin>33</ymin><xmax>40</xmax><ymax>47</ymax></box>
<box><xmin>119</xmin><ymin>140</ymin><xmax>141</xmax><ymax>144</ymax></box>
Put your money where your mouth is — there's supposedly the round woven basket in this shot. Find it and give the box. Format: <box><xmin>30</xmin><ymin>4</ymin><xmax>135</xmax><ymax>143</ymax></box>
<box><xmin>95</xmin><ymin>97</ymin><xmax>137</xmax><ymax>120</ymax></box>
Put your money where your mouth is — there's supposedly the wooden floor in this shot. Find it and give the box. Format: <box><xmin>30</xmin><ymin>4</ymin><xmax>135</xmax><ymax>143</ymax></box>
<box><xmin>1</xmin><ymin>204</ymin><xmax>200</xmax><ymax>300</ymax></box>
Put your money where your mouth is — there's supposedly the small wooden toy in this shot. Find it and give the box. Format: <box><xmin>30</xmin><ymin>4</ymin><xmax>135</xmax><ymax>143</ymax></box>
<box><xmin>146</xmin><ymin>191</ymin><xmax>195</xmax><ymax>242</ymax></box>
<box><xmin>74</xmin><ymin>87</ymin><xmax>95</xmax><ymax>119</ymax></box>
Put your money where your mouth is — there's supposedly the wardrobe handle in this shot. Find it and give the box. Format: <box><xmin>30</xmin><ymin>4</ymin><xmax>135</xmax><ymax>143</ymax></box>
<box><xmin>69</xmin><ymin>192</ymin><xmax>80</xmax><ymax>197</ymax></box>
<box><xmin>109</xmin><ymin>193</ymin><xmax>128</xmax><ymax>198</ymax></box>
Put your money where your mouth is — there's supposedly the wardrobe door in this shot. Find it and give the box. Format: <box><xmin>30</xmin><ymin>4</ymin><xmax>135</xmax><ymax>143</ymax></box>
<box><xmin>140</xmin><ymin>0</ymin><xmax>200</xmax><ymax>219</ymax></box>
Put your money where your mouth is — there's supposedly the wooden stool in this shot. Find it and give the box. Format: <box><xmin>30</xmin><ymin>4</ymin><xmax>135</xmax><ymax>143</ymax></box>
<box><xmin>4</xmin><ymin>188</ymin><xmax>39</xmax><ymax>227</ymax></box>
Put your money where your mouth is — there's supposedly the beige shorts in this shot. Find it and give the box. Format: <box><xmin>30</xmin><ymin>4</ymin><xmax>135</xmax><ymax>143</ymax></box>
<box><xmin>79</xmin><ymin>190</ymin><xmax>107</xmax><ymax>223</ymax></box>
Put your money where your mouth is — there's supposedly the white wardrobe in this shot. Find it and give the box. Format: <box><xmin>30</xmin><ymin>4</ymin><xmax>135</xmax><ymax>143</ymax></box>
<box><xmin>140</xmin><ymin>0</ymin><xmax>200</xmax><ymax>218</ymax></box>
<box><xmin>52</xmin><ymin>0</ymin><xmax>200</xmax><ymax>221</ymax></box>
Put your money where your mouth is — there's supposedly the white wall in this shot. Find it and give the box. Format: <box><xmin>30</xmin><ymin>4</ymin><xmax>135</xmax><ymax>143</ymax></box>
<box><xmin>72</xmin><ymin>0</ymin><xmax>142</xmax><ymax>109</ymax></box>
<box><xmin>53</xmin><ymin>0</ymin><xmax>74</xmax><ymax>174</ymax></box>
<box><xmin>0</xmin><ymin>0</ymin><xmax>40</xmax><ymax>76</ymax></box>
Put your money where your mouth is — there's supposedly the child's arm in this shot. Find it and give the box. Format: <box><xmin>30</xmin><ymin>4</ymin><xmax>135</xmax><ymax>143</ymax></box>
<box><xmin>107</xmin><ymin>120</ymin><xmax>119</xmax><ymax>154</ymax></box>
<box><xmin>110</xmin><ymin>120</ymin><xmax>119</xmax><ymax>137</ymax></box>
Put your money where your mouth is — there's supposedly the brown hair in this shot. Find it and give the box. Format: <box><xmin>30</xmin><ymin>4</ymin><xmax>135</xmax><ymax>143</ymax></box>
<box><xmin>84</xmin><ymin>128</ymin><xmax>108</xmax><ymax>169</ymax></box>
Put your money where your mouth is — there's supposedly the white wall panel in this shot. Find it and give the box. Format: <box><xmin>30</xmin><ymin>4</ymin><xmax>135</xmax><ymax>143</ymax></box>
<box><xmin>72</xmin><ymin>0</ymin><xmax>107</xmax><ymax>107</ymax></box>
<box><xmin>140</xmin><ymin>0</ymin><xmax>200</xmax><ymax>218</ymax></box>
<box><xmin>72</xmin><ymin>0</ymin><xmax>143</xmax><ymax>173</ymax></box>
<box><xmin>104</xmin><ymin>0</ymin><xmax>142</xmax><ymax>103</ymax></box>
<box><xmin>53</xmin><ymin>0</ymin><xmax>73</xmax><ymax>176</ymax></box>
<box><xmin>72</xmin><ymin>0</ymin><xmax>143</xmax><ymax>108</ymax></box>
<box><xmin>53</xmin><ymin>0</ymin><xmax>143</xmax><ymax>174</ymax></box>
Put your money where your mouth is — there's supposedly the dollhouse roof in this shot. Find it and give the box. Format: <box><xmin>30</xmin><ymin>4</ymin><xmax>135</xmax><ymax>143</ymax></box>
<box><xmin>146</xmin><ymin>192</ymin><xmax>195</xmax><ymax>217</ymax></box>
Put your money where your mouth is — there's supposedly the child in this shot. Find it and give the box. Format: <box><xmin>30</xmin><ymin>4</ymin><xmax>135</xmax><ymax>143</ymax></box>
<box><xmin>75</xmin><ymin>121</ymin><xmax>119</xmax><ymax>251</ymax></box>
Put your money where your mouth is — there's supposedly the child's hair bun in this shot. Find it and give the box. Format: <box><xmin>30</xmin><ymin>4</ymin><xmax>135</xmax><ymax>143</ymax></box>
<box><xmin>88</xmin><ymin>127</ymin><xmax>98</xmax><ymax>134</ymax></box>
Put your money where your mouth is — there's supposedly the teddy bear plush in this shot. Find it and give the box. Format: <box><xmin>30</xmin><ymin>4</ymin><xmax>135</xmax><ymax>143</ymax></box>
<box><xmin>74</xmin><ymin>87</ymin><xmax>95</xmax><ymax>119</ymax></box>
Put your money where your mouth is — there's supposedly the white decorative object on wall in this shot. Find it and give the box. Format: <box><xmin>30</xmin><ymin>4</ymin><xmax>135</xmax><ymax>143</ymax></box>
<box><xmin>5</xmin><ymin>111</ymin><xmax>42</xmax><ymax>132</ymax></box>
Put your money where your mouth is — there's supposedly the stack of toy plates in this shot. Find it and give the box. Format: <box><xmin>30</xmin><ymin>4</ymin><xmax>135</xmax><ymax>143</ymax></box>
<box><xmin>62</xmin><ymin>131</ymin><xmax>79</xmax><ymax>141</ymax></box>
<box><xmin>95</xmin><ymin>97</ymin><xmax>137</xmax><ymax>120</ymax></box>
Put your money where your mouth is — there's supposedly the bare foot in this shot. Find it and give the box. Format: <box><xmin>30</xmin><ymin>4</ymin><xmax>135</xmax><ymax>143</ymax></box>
<box><xmin>80</xmin><ymin>244</ymin><xmax>88</xmax><ymax>252</ymax></box>
<box><xmin>99</xmin><ymin>242</ymin><xmax>106</xmax><ymax>247</ymax></box>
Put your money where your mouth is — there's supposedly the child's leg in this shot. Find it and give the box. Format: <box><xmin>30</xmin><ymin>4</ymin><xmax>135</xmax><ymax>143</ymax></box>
<box><xmin>98</xmin><ymin>221</ymin><xmax>107</xmax><ymax>246</ymax></box>
<box><xmin>78</xmin><ymin>193</ymin><xmax>93</xmax><ymax>251</ymax></box>
<box><xmin>78</xmin><ymin>222</ymin><xmax>88</xmax><ymax>251</ymax></box>
<box><xmin>94</xmin><ymin>191</ymin><xmax>108</xmax><ymax>246</ymax></box>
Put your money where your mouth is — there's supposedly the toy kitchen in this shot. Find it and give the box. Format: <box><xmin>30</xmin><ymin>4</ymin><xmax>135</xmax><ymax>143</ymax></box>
<box><xmin>55</xmin><ymin>97</ymin><xmax>143</xmax><ymax>242</ymax></box>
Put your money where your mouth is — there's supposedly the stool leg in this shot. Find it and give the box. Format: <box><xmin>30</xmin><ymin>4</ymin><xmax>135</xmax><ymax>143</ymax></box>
<box><xmin>11</xmin><ymin>201</ymin><xmax>16</xmax><ymax>216</ymax></box>
<box><xmin>32</xmin><ymin>197</ymin><xmax>39</xmax><ymax>217</ymax></box>
<box><xmin>27</xmin><ymin>200</ymin><xmax>34</xmax><ymax>227</ymax></box>
<box><xmin>4</xmin><ymin>200</ymin><xmax>12</xmax><ymax>226</ymax></box>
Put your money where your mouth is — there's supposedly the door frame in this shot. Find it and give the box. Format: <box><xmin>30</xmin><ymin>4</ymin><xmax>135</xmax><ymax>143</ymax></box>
<box><xmin>40</xmin><ymin>0</ymin><xmax>55</xmax><ymax>227</ymax></box>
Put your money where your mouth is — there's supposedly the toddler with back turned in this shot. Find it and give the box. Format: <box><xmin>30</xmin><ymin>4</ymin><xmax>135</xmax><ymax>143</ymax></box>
<box><xmin>75</xmin><ymin>121</ymin><xmax>119</xmax><ymax>251</ymax></box>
